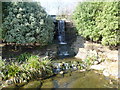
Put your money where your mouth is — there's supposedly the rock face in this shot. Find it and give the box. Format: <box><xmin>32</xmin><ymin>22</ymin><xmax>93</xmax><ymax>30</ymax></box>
<box><xmin>71</xmin><ymin>36</ymin><xmax>85</xmax><ymax>54</ymax></box>
<box><xmin>104</xmin><ymin>50</ymin><xmax>118</xmax><ymax>61</ymax></box>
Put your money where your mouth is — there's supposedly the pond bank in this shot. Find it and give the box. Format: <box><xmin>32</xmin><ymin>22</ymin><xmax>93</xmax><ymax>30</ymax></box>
<box><xmin>72</xmin><ymin>39</ymin><xmax>119</xmax><ymax>80</ymax></box>
<box><xmin>90</xmin><ymin>60</ymin><xmax>119</xmax><ymax>80</ymax></box>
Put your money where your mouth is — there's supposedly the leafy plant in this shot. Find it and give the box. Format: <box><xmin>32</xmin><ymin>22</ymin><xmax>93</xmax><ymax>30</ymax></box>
<box><xmin>73</xmin><ymin>2</ymin><xmax>119</xmax><ymax>46</ymax></box>
<box><xmin>5</xmin><ymin>62</ymin><xmax>21</xmax><ymax>78</ymax></box>
<box><xmin>0</xmin><ymin>28</ymin><xmax>3</xmax><ymax>40</ymax></box>
<box><xmin>0</xmin><ymin>54</ymin><xmax>54</xmax><ymax>84</ymax></box>
<box><xmin>0</xmin><ymin>60</ymin><xmax>5</xmax><ymax>69</ymax></box>
<box><xmin>2</xmin><ymin>2</ymin><xmax>54</xmax><ymax>45</ymax></box>
<box><xmin>27</xmin><ymin>55</ymin><xmax>40</xmax><ymax>69</ymax></box>
<box><xmin>84</xmin><ymin>55</ymin><xmax>97</xmax><ymax>67</ymax></box>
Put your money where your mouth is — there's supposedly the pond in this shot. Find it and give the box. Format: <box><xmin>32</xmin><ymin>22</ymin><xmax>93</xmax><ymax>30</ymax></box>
<box><xmin>24</xmin><ymin>58</ymin><xmax>118</xmax><ymax>89</ymax></box>
<box><xmin>41</xmin><ymin>70</ymin><xmax>118</xmax><ymax>88</ymax></box>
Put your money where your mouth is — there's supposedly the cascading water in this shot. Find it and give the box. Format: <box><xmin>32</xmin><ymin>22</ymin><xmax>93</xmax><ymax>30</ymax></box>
<box><xmin>58</xmin><ymin>20</ymin><xmax>66</xmax><ymax>44</ymax></box>
<box><xmin>57</xmin><ymin>20</ymin><xmax>69</xmax><ymax>58</ymax></box>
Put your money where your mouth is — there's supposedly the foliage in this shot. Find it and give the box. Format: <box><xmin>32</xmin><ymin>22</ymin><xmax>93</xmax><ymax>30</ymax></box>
<box><xmin>5</xmin><ymin>63</ymin><xmax>21</xmax><ymax>78</ymax></box>
<box><xmin>0</xmin><ymin>54</ymin><xmax>53</xmax><ymax>84</ymax></box>
<box><xmin>16</xmin><ymin>52</ymin><xmax>31</xmax><ymax>63</ymax></box>
<box><xmin>2</xmin><ymin>2</ymin><xmax>54</xmax><ymax>45</ymax></box>
<box><xmin>84</xmin><ymin>55</ymin><xmax>97</xmax><ymax>67</ymax></box>
<box><xmin>0</xmin><ymin>59</ymin><xmax>5</xmax><ymax>69</ymax></box>
<box><xmin>73</xmin><ymin>2</ymin><xmax>119</xmax><ymax>46</ymax></box>
<box><xmin>0</xmin><ymin>60</ymin><xmax>5</xmax><ymax>78</ymax></box>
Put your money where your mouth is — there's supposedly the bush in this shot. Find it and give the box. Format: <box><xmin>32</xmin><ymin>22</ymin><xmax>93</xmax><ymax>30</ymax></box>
<box><xmin>2</xmin><ymin>2</ymin><xmax>54</xmax><ymax>45</ymax></box>
<box><xmin>73</xmin><ymin>2</ymin><xmax>119</xmax><ymax>46</ymax></box>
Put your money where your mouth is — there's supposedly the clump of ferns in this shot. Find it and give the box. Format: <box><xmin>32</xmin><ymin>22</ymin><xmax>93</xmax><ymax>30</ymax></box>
<box><xmin>20</xmin><ymin>55</ymin><xmax>53</xmax><ymax>80</ymax></box>
<box><xmin>0</xmin><ymin>54</ymin><xmax>53</xmax><ymax>84</ymax></box>
<box><xmin>39</xmin><ymin>57</ymin><xmax>53</xmax><ymax>77</ymax></box>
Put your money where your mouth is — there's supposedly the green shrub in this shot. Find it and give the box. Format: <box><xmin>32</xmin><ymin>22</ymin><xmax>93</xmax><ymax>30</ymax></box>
<box><xmin>2</xmin><ymin>2</ymin><xmax>54</xmax><ymax>45</ymax></box>
<box><xmin>73</xmin><ymin>2</ymin><xmax>119</xmax><ymax>46</ymax></box>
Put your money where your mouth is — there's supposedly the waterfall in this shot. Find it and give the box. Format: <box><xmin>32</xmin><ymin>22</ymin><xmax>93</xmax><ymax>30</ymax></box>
<box><xmin>58</xmin><ymin>20</ymin><xmax>66</xmax><ymax>44</ymax></box>
<box><xmin>57</xmin><ymin>20</ymin><xmax>69</xmax><ymax>57</ymax></box>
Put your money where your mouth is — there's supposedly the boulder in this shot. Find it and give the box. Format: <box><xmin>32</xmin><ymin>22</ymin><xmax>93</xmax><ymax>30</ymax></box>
<box><xmin>90</xmin><ymin>65</ymin><xmax>106</xmax><ymax>70</ymax></box>
<box><xmin>75</xmin><ymin>48</ymin><xmax>88</xmax><ymax>60</ymax></box>
<box><xmin>104</xmin><ymin>50</ymin><xmax>118</xmax><ymax>61</ymax></box>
